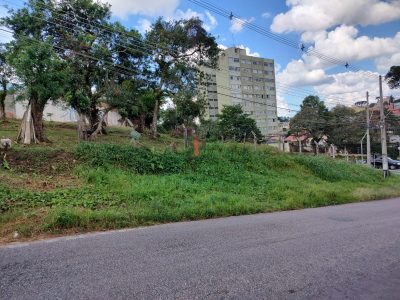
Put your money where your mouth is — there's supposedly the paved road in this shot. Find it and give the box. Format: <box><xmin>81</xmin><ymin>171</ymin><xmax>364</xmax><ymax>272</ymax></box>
<box><xmin>1</xmin><ymin>199</ymin><xmax>400</xmax><ymax>299</ymax></box>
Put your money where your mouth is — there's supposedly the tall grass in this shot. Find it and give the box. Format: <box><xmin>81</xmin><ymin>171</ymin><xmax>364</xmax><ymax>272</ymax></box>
<box><xmin>2</xmin><ymin>142</ymin><xmax>399</xmax><ymax>238</ymax></box>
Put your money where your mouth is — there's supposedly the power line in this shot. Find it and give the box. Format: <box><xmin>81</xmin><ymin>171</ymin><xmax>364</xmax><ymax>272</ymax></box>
<box><xmin>2</xmin><ymin>26</ymin><xmax>374</xmax><ymax>127</ymax></box>
<box><xmin>1</xmin><ymin>0</ymin><xmax>365</xmax><ymax>108</ymax></box>
<box><xmin>0</xmin><ymin>2</ymin><xmax>379</xmax><ymax>126</ymax></box>
<box><xmin>188</xmin><ymin>0</ymin><xmax>380</xmax><ymax>81</ymax></box>
<box><xmin>0</xmin><ymin>29</ymin><xmax>296</xmax><ymax>114</ymax></box>
<box><xmin>1</xmin><ymin>0</ymin><xmax>368</xmax><ymax>105</ymax></box>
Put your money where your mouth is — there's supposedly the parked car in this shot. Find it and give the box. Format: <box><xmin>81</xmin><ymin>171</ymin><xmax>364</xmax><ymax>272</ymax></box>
<box><xmin>372</xmin><ymin>155</ymin><xmax>400</xmax><ymax>170</ymax></box>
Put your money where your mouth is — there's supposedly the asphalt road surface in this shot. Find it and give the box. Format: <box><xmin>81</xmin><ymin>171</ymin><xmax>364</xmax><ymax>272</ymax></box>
<box><xmin>1</xmin><ymin>199</ymin><xmax>400</xmax><ymax>299</ymax></box>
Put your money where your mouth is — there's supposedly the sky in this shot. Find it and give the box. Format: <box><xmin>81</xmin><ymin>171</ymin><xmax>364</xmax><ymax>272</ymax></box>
<box><xmin>1</xmin><ymin>0</ymin><xmax>400</xmax><ymax>117</ymax></box>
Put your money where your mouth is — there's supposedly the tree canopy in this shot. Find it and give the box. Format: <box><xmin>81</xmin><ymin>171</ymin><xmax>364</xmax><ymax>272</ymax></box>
<box><xmin>289</xmin><ymin>95</ymin><xmax>330</xmax><ymax>142</ymax></box>
<box><xmin>385</xmin><ymin>66</ymin><xmax>400</xmax><ymax>90</ymax></box>
<box><xmin>144</xmin><ymin>17</ymin><xmax>219</xmax><ymax>137</ymax></box>
<box><xmin>218</xmin><ymin>105</ymin><xmax>262</xmax><ymax>141</ymax></box>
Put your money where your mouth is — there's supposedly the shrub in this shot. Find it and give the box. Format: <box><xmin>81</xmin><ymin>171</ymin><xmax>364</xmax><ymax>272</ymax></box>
<box><xmin>75</xmin><ymin>143</ymin><xmax>190</xmax><ymax>174</ymax></box>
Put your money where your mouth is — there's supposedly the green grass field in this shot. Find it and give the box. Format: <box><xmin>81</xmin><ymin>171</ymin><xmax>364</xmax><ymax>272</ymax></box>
<box><xmin>1</xmin><ymin>119</ymin><xmax>400</xmax><ymax>244</ymax></box>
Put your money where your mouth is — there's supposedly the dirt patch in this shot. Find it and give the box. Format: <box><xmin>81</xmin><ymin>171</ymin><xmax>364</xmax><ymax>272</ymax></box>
<box><xmin>0</xmin><ymin>172</ymin><xmax>81</xmax><ymax>192</ymax></box>
<box><xmin>2</xmin><ymin>149</ymin><xmax>78</xmax><ymax>176</ymax></box>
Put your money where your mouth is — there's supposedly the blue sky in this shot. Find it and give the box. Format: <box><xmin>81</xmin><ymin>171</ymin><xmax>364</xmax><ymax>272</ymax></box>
<box><xmin>1</xmin><ymin>0</ymin><xmax>400</xmax><ymax>116</ymax></box>
<box><xmin>107</xmin><ymin>0</ymin><xmax>400</xmax><ymax>116</ymax></box>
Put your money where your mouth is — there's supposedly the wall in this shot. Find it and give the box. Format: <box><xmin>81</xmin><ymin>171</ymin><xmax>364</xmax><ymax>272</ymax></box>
<box><xmin>5</xmin><ymin>94</ymin><xmax>123</xmax><ymax>126</ymax></box>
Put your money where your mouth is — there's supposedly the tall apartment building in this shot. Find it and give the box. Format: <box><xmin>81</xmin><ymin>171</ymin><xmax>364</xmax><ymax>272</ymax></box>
<box><xmin>203</xmin><ymin>47</ymin><xmax>278</xmax><ymax>135</ymax></box>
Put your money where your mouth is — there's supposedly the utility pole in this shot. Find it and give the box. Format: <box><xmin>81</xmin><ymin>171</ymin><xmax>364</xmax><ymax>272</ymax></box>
<box><xmin>379</xmin><ymin>75</ymin><xmax>389</xmax><ymax>177</ymax></box>
<box><xmin>366</xmin><ymin>91</ymin><xmax>371</xmax><ymax>166</ymax></box>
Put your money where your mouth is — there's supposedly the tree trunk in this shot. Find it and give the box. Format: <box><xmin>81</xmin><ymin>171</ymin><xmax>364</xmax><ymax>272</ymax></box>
<box><xmin>89</xmin><ymin>109</ymin><xmax>111</xmax><ymax>140</ymax></box>
<box><xmin>31</xmin><ymin>99</ymin><xmax>47</xmax><ymax>142</ymax></box>
<box><xmin>151</xmin><ymin>96</ymin><xmax>160</xmax><ymax>139</ymax></box>
<box><xmin>88</xmin><ymin>101</ymin><xmax>99</xmax><ymax>132</ymax></box>
<box><xmin>77</xmin><ymin>112</ymin><xmax>88</xmax><ymax>141</ymax></box>
<box><xmin>183</xmin><ymin>124</ymin><xmax>188</xmax><ymax>148</ymax></box>
<box><xmin>0</xmin><ymin>96</ymin><xmax>5</xmax><ymax>121</ymax></box>
<box><xmin>0</xmin><ymin>81</ymin><xmax>7</xmax><ymax>121</ymax></box>
<box><xmin>139</xmin><ymin>111</ymin><xmax>146</xmax><ymax>133</ymax></box>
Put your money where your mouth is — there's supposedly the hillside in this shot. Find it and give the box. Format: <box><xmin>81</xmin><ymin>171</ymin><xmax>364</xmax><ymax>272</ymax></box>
<box><xmin>1</xmin><ymin>119</ymin><xmax>400</xmax><ymax>244</ymax></box>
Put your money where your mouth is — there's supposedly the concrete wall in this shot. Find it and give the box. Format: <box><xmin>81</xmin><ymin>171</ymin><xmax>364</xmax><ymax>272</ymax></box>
<box><xmin>5</xmin><ymin>94</ymin><xmax>123</xmax><ymax>126</ymax></box>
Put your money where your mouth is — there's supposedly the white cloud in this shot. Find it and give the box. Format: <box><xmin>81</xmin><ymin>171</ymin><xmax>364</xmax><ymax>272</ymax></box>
<box><xmin>271</xmin><ymin>0</ymin><xmax>400</xmax><ymax>33</ymax></box>
<box><xmin>230</xmin><ymin>17</ymin><xmax>255</xmax><ymax>33</ymax></box>
<box><xmin>136</xmin><ymin>19</ymin><xmax>152</xmax><ymax>34</ymax></box>
<box><xmin>173</xmin><ymin>9</ymin><xmax>218</xmax><ymax>31</ymax></box>
<box><xmin>313</xmin><ymin>70</ymin><xmax>396</xmax><ymax>107</ymax></box>
<box><xmin>218</xmin><ymin>44</ymin><xmax>260</xmax><ymax>57</ymax></box>
<box><xmin>375</xmin><ymin>53</ymin><xmax>400</xmax><ymax>74</ymax></box>
<box><xmin>100</xmin><ymin>0</ymin><xmax>180</xmax><ymax>18</ymax></box>
<box><xmin>236</xmin><ymin>44</ymin><xmax>260</xmax><ymax>57</ymax></box>
<box><xmin>0</xmin><ymin>27</ymin><xmax>13</xmax><ymax>43</ymax></box>
<box><xmin>277</xmin><ymin>93</ymin><xmax>295</xmax><ymax>117</ymax></box>
<box><xmin>294</xmin><ymin>25</ymin><xmax>400</xmax><ymax>71</ymax></box>
<box><xmin>277</xmin><ymin>59</ymin><xmax>334</xmax><ymax>87</ymax></box>
<box><xmin>261</xmin><ymin>12</ymin><xmax>271</xmax><ymax>19</ymax></box>
<box><xmin>205</xmin><ymin>11</ymin><xmax>217</xmax><ymax>29</ymax></box>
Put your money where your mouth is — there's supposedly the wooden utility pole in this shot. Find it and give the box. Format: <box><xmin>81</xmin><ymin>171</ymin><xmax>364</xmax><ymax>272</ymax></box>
<box><xmin>379</xmin><ymin>75</ymin><xmax>389</xmax><ymax>177</ymax></box>
<box><xmin>366</xmin><ymin>91</ymin><xmax>371</xmax><ymax>166</ymax></box>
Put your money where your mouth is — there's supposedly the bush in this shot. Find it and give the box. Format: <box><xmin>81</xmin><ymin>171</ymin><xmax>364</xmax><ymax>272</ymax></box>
<box><xmin>76</xmin><ymin>143</ymin><xmax>191</xmax><ymax>174</ymax></box>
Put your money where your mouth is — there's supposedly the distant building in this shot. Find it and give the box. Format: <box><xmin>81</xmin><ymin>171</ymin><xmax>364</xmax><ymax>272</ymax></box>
<box><xmin>277</xmin><ymin>120</ymin><xmax>289</xmax><ymax>133</ymax></box>
<box><xmin>354</xmin><ymin>100</ymin><xmax>367</xmax><ymax>108</ymax></box>
<box><xmin>203</xmin><ymin>47</ymin><xmax>278</xmax><ymax>135</ymax></box>
<box><xmin>3</xmin><ymin>94</ymin><xmax>124</xmax><ymax>126</ymax></box>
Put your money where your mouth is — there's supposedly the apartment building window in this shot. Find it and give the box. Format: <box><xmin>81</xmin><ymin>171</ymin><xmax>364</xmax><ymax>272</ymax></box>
<box><xmin>231</xmin><ymin>84</ymin><xmax>241</xmax><ymax>89</ymax></box>
<box><xmin>269</xmin><ymin>87</ymin><xmax>275</xmax><ymax>91</ymax></box>
<box><xmin>232</xmin><ymin>93</ymin><xmax>241</xmax><ymax>99</ymax></box>
<box><xmin>263</xmin><ymin>70</ymin><xmax>269</xmax><ymax>75</ymax></box>
<box><xmin>243</xmin><ymin>85</ymin><xmax>253</xmax><ymax>91</ymax></box>
<box><xmin>252</xmin><ymin>61</ymin><xmax>257</xmax><ymax>65</ymax></box>
<box><xmin>229</xmin><ymin>66</ymin><xmax>240</xmax><ymax>72</ymax></box>
<box><xmin>229</xmin><ymin>57</ymin><xmax>240</xmax><ymax>63</ymax></box>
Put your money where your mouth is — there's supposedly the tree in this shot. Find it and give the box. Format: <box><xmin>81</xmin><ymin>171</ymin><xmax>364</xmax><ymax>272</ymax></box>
<box><xmin>290</xmin><ymin>95</ymin><xmax>330</xmax><ymax>145</ymax></box>
<box><xmin>326</xmin><ymin>105</ymin><xmax>364</xmax><ymax>148</ymax></box>
<box><xmin>174</xmin><ymin>90</ymin><xmax>204</xmax><ymax>147</ymax></box>
<box><xmin>0</xmin><ymin>47</ymin><xmax>14</xmax><ymax>121</ymax></box>
<box><xmin>49</xmin><ymin>0</ymin><xmax>143</xmax><ymax>138</ymax></box>
<box><xmin>105</xmin><ymin>79</ymin><xmax>155</xmax><ymax>133</ymax></box>
<box><xmin>7</xmin><ymin>38</ymin><xmax>66</xmax><ymax>142</ymax></box>
<box><xmin>145</xmin><ymin>17</ymin><xmax>219</xmax><ymax>138</ymax></box>
<box><xmin>218</xmin><ymin>105</ymin><xmax>262</xmax><ymax>141</ymax></box>
<box><xmin>385</xmin><ymin>66</ymin><xmax>400</xmax><ymax>89</ymax></box>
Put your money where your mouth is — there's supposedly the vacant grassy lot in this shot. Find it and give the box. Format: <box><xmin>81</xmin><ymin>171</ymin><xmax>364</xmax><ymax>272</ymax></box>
<box><xmin>1</xmin><ymin>119</ymin><xmax>400</xmax><ymax>243</ymax></box>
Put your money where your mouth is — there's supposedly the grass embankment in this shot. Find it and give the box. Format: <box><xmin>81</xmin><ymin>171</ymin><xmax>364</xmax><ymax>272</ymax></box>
<box><xmin>1</xmin><ymin>119</ymin><xmax>400</xmax><ymax>243</ymax></box>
